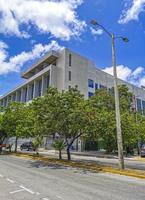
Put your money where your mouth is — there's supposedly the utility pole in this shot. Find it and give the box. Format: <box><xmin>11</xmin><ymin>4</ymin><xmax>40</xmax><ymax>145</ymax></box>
<box><xmin>90</xmin><ymin>20</ymin><xmax>129</xmax><ymax>169</ymax></box>
<box><xmin>112</xmin><ymin>34</ymin><xmax>124</xmax><ymax>169</ymax></box>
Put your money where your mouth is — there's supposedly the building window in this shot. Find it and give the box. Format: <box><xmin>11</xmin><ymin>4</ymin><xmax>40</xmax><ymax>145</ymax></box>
<box><xmin>95</xmin><ymin>83</ymin><xmax>99</xmax><ymax>90</ymax></box>
<box><xmin>17</xmin><ymin>91</ymin><xmax>21</xmax><ymax>102</ymax></box>
<box><xmin>69</xmin><ymin>71</ymin><xmax>71</xmax><ymax>81</ymax></box>
<box><xmin>31</xmin><ymin>84</ymin><xmax>34</xmax><ymax>100</ymax></box>
<box><xmin>100</xmin><ymin>84</ymin><xmax>107</xmax><ymax>89</ymax></box>
<box><xmin>12</xmin><ymin>94</ymin><xmax>16</xmax><ymax>101</ymax></box>
<box><xmin>38</xmin><ymin>79</ymin><xmax>42</xmax><ymax>96</ymax></box>
<box><xmin>46</xmin><ymin>74</ymin><xmax>50</xmax><ymax>89</ymax></box>
<box><xmin>142</xmin><ymin>100</ymin><xmax>145</xmax><ymax>115</ymax></box>
<box><xmin>69</xmin><ymin>54</ymin><xmax>71</xmax><ymax>66</ymax></box>
<box><xmin>88</xmin><ymin>92</ymin><xmax>94</xmax><ymax>98</ymax></box>
<box><xmin>0</xmin><ymin>100</ymin><xmax>3</xmax><ymax>106</ymax></box>
<box><xmin>68</xmin><ymin>85</ymin><xmax>71</xmax><ymax>90</ymax></box>
<box><xmin>137</xmin><ymin>98</ymin><xmax>142</xmax><ymax>111</ymax></box>
<box><xmin>88</xmin><ymin>79</ymin><xmax>94</xmax><ymax>88</ymax></box>
<box><xmin>24</xmin><ymin>88</ymin><xmax>27</xmax><ymax>102</ymax></box>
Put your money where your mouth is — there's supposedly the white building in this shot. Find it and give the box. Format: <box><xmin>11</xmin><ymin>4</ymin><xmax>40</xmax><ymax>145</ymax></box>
<box><xmin>1</xmin><ymin>48</ymin><xmax>145</xmax><ymax>112</ymax></box>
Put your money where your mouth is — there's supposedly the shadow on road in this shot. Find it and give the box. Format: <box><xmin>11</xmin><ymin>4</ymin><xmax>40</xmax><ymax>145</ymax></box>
<box><xmin>28</xmin><ymin>159</ymin><xmax>70</xmax><ymax>170</ymax></box>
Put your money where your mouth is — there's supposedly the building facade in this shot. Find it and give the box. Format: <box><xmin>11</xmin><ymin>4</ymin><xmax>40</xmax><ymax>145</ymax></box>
<box><xmin>1</xmin><ymin>48</ymin><xmax>145</xmax><ymax>112</ymax></box>
<box><xmin>1</xmin><ymin>48</ymin><xmax>145</xmax><ymax>151</ymax></box>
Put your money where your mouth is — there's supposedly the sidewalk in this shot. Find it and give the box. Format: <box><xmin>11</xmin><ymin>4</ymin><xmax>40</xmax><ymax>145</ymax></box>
<box><xmin>5</xmin><ymin>147</ymin><xmax>145</xmax><ymax>171</ymax></box>
<box><xmin>38</xmin><ymin>149</ymin><xmax>135</xmax><ymax>160</ymax></box>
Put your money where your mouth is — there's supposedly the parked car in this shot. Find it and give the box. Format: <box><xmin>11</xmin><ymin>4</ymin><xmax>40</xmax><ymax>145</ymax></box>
<box><xmin>140</xmin><ymin>144</ymin><xmax>145</xmax><ymax>157</ymax></box>
<box><xmin>20</xmin><ymin>142</ymin><xmax>35</xmax><ymax>151</ymax></box>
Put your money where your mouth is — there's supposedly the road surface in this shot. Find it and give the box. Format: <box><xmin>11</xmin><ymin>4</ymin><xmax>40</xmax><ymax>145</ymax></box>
<box><xmin>0</xmin><ymin>155</ymin><xmax>145</xmax><ymax>200</ymax></box>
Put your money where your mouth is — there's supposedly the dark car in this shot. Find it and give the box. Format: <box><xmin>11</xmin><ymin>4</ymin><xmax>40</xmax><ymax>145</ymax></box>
<box><xmin>140</xmin><ymin>144</ymin><xmax>145</xmax><ymax>157</ymax></box>
<box><xmin>20</xmin><ymin>142</ymin><xmax>35</xmax><ymax>151</ymax></box>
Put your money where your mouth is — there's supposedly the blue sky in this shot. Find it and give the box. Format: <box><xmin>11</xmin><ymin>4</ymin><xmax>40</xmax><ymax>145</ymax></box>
<box><xmin>0</xmin><ymin>0</ymin><xmax>145</xmax><ymax>95</ymax></box>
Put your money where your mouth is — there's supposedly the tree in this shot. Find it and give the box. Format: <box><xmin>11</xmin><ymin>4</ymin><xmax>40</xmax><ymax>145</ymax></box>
<box><xmin>0</xmin><ymin>114</ymin><xmax>7</xmax><ymax>143</ymax></box>
<box><xmin>3</xmin><ymin>102</ymin><xmax>34</xmax><ymax>152</ymax></box>
<box><xmin>118</xmin><ymin>85</ymin><xmax>133</xmax><ymax>112</ymax></box>
<box><xmin>32</xmin><ymin>136</ymin><xmax>43</xmax><ymax>155</ymax></box>
<box><xmin>0</xmin><ymin>113</ymin><xmax>7</xmax><ymax>154</ymax></box>
<box><xmin>52</xmin><ymin>139</ymin><xmax>66</xmax><ymax>159</ymax></box>
<box><xmin>89</xmin><ymin>89</ymin><xmax>116</xmax><ymax>153</ymax></box>
<box><xmin>88</xmin><ymin>85</ymin><xmax>136</xmax><ymax>154</ymax></box>
<box><xmin>121</xmin><ymin>112</ymin><xmax>136</xmax><ymax>155</ymax></box>
<box><xmin>31</xmin><ymin>88</ymin><xmax>61</xmax><ymax>137</ymax></box>
<box><xmin>32</xmin><ymin>87</ymin><xmax>96</xmax><ymax>161</ymax></box>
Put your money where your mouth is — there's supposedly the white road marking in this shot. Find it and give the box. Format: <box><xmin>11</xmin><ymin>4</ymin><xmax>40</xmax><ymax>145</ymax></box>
<box><xmin>6</xmin><ymin>178</ymin><xmax>15</xmax><ymax>183</ymax></box>
<box><xmin>42</xmin><ymin>198</ymin><xmax>50</xmax><ymax>200</ymax></box>
<box><xmin>56</xmin><ymin>195</ymin><xmax>63</xmax><ymax>199</ymax></box>
<box><xmin>10</xmin><ymin>185</ymin><xmax>35</xmax><ymax>195</ymax></box>
<box><xmin>0</xmin><ymin>174</ymin><xmax>4</xmax><ymax>178</ymax></box>
<box><xmin>20</xmin><ymin>185</ymin><xmax>35</xmax><ymax>194</ymax></box>
<box><xmin>36</xmin><ymin>192</ymin><xmax>40</xmax><ymax>195</ymax></box>
<box><xmin>10</xmin><ymin>189</ymin><xmax>25</xmax><ymax>194</ymax></box>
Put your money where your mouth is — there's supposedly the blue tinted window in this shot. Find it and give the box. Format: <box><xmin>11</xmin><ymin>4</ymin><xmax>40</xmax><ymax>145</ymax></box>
<box><xmin>88</xmin><ymin>92</ymin><xmax>94</xmax><ymax>98</ymax></box>
<box><xmin>142</xmin><ymin>101</ymin><xmax>145</xmax><ymax>114</ymax></box>
<box><xmin>137</xmin><ymin>98</ymin><xmax>142</xmax><ymax>111</ymax></box>
<box><xmin>142</xmin><ymin>101</ymin><xmax>145</xmax><ymax>109</ymax></box>
<box><xmin>100</xmin><ymin>84</ymin><xmax>107</xmax><ymax>89</ymax></box>
<box><xmin>88</xmin><ymin>79</ymin><xmax>94</xmax><ymax>88</ymax></box>
<box><xmin>95</xmin><ymin>83</ymin><xmax>99</xmax><ymax>90</ymax></box>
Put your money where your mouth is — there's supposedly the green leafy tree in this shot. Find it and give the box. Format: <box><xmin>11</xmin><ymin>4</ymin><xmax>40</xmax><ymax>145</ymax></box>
<box><xmin>52</xmin><ymin>139</ymin><xmax>66</xmax><ymax>159</ymax></box>
<box><xmin>89</xmin><ymin>85</ymin><xmax>137</xmax><ymax>154</ymax></box>
<box><xmin>32</xmin><ymin>136</ymin><xmax>43</xmax><ymax>155</ymax></box>
<box><xmin>121</xmin><ymin>112</ymin><xmax>136</xmax><ymax>154</ymax></box>
<box><xmin>0</xmin><ymin>113</ymin><xmax>7</xmax><ymax>154</ymax></box>
<box><xmin>118</xmin><ymin>85</ymin><xmax>133</xmax><ymax>112</ymax></box>
<box><xmin>89</xmin><ymin>89</ymin><xmax>116</xmax><ymax>153</ymax></box>
<box><xmin>32</xmin><ymin>87</ymin><xmax>96</xmax><ymax>160</ymax></box>
<box><xmin>31</xmin><ymin>87</ymin><xmax>62</xmax><ymax>144</ymax></box>
<box><xmin>55</xmin><ymin>87</ymin><xmax>96</xmax><ymax>160</ymax></box>
<box><xmin>3</xmin><ymin>102</ymin><xmax>34</xmax><ymax>152</ymax></box>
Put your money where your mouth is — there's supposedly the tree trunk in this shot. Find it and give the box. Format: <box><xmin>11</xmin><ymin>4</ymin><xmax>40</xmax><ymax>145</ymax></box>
<box><xmin>0</xmin><ymin>147</ymin><xmax>2</xmax><ymax>154</ymax></box>
<box><xmin>59</xmin><ymin>150</ymin><xmax>62</xmax><ymax>160</ymax></box>
<box><xmin>15</xmin><ymin>137</ymin><xmax>18</xmax><ymax>153</ymax></box>
<box><xmin>67</xmin><ymin>146</ymin><xmax>71</xmax><ymax>161</ymax></box>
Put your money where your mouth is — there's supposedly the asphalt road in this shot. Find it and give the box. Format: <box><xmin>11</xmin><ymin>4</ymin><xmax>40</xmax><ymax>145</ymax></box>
<box><xmin>0</xmin><ymin>155</ymin><xmax>145</xmax><ymax>200</ymax></box>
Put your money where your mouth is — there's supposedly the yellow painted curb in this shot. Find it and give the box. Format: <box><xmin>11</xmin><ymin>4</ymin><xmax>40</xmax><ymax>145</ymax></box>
<box><xmin>11</xmin><ymin>152</ymin><xmax>145</xmax><ymax>179</ymax></box>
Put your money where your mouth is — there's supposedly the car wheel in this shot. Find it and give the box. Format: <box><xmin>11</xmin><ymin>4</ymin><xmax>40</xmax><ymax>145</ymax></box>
<box><xmin>20</xmin><ymin>147</ymin><xmax>23</xmax><ymax>151</ymax></box>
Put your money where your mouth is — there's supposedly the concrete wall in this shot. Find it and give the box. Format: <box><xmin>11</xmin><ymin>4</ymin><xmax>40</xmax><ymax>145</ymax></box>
<box><xmin>1</xmin><ymin>48</ymin><xmax>145</xmax><ymax>111</ymax></box>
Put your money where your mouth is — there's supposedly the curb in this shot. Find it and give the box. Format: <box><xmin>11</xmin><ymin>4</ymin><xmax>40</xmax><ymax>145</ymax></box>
<box><xmin>11</xmin><ymin>152</ymin><xmax>145</xmax><ymax>180</ymax></box>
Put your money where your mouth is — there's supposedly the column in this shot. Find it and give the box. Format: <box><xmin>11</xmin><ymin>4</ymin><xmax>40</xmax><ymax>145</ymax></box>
<box><xmin>16</xmin><ymin>91</ymin><xmax>18</xmax><ymax>102</ymax></box>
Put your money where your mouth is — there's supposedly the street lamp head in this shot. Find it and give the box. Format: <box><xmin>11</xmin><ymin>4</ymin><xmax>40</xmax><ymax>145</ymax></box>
<box><xmin>90</xmin><ymin>19</ymin><xmax>98</xmax><ymax>26</ymax></box>
<box><xmin>122</xmin><ymin>37</ymin><xmax>129</xmax><ymax>43</ymax></box>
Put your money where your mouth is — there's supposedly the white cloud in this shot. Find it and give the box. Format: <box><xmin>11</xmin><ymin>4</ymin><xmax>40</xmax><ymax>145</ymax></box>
<box><xmin>90</xmin><ymin>27</ymin><xmax>103</xmax><ymax>36</ymax></box>
<box><xmin>103</xmin><ymin>65</ymin><xmax>145</xmax><ymax>86</ymax></box>
<box><xmin>139</xmin><ymin>76</ymin><xmax>145</xmax><ymax>85</ymax></box>
<box><xmin>0</xmin><ymin>0</ymin><xmax>85</xmax><ymax>40</ymax></box>
<box><xmin>0</xmin><ymin>40</ymin><xmax>63</xmax><ymax>75</ymax></box>
<box><xmin>131</xmin><ymin>66</ymin><xmax>144</xmax><ymax>78</ymax></box>
<box><xmin>103</xmin><ymin>65</ymin><xmax>132</xmax><ymax>80</ymax></box>
<box><xmin>119</xmin><ymin>0</ymin><xmax>145</xmax><ymax>24</ymax></box>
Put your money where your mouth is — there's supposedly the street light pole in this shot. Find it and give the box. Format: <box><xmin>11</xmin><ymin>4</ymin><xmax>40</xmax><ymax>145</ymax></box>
<box><xmin>112</xmin><ymin>34</ymin><xmax>124</xmax><ymax>169</ymax></box>
<box><xmin>90</xmin><ymin>20</ymin><xmax>129</xmax><ymax>169</ymax></box>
